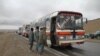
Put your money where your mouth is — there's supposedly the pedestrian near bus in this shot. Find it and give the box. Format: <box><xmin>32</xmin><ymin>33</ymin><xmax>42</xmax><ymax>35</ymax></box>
<box><xmin>34</xmin><ymin>26</ymin><xmax>40</xmax><ymax>52</ymax></box>
<box><xmin>37</xmin><ymin>27</ymin><xmax>47</xmax><ymax>56</ymax></box>
<box><xmin>29</xmin><ymin>28</ymin><xmax>34</xmax><ymax>51</ymax></box>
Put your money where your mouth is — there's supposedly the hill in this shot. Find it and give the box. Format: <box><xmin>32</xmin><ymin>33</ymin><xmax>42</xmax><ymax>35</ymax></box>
<box><xmin>0</xmin><ymin>29</ymin><xmax>17</xmax><ymax>32</ymax></box>
<box><xmin>84</xmin><ymin>18</ymin><xmax>100</xmax><ymax>34</ymax></box>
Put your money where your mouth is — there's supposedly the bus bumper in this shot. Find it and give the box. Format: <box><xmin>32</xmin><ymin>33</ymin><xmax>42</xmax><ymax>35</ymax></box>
<box><xmin>59</xmin><ymin>39</ymin><xmax>85</xmax><ymax>46</ymax></box>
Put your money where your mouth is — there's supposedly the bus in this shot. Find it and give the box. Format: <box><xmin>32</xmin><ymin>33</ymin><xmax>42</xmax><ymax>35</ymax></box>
<box><xmin>22</xmin><ymin>24</ymin><xmax>30</xmax><ymax>37</ymax></box>
<box><xmin>33</xmin><ymin>11</ymin><xmax>87</xmax><ymax>47</ymax></box>
<box><xmin>17</xmin><ymin>27</ymin><xmax>23</xmax><ymax>35</ymax></box>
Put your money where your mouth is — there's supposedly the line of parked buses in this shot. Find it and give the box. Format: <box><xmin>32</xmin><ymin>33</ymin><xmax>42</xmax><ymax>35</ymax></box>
<box><xmin>17</xmin><ymin>11</ymin><xmax>88</xmax><ymax>48</ymax></box>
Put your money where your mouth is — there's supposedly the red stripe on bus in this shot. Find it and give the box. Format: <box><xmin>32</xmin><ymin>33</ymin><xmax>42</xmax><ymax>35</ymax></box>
<box><xmin>46</xmin><ymin>32</ymin><xmax>85</xmax><ymax>36</ymax></box>
<box><xmin>76</xmin><ymin>32</ymin><xmax>85</xmax><ymax>35</ymax></box>
<box><xmin>57</xmin><ymin>32</ymin><xmax>71</xmax><ymax>35</ymax></box>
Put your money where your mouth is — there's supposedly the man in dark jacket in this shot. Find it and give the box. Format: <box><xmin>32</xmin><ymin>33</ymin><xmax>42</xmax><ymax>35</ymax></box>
<box><xmin>29</xmin><ymin>28</ymin><xmax>34</xmax><ymax>51</ymax></box>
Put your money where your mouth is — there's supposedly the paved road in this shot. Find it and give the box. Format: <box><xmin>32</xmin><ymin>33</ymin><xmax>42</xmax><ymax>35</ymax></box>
<box><xmin>55</xmin><ymin>42</ymin><xmax>100</xmax><ymax>56</ymax></box>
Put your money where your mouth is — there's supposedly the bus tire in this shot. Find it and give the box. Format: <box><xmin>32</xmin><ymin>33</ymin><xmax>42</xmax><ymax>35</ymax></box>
<box><xmin>66</xmin><ymin>44</ymin><xmax>73</xmax><ymax>49</ymax></box>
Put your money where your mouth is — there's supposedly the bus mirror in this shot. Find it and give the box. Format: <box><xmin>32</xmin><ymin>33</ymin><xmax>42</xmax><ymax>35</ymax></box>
<box><xmin>85</xmin><ymin>18</ymin><xmax>88</xmax><ymax>24</ymax></box>
<box><xmin>83</xmin><ymin>17</ymin><xmax>88</xmax><ymax>24</ymax></box>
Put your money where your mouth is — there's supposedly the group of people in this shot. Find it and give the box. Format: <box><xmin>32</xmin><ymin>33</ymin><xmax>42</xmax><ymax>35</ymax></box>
<box><xmin>28</xmin><ymin>26</ymin><xmax>47</xmax><ymax>56</ymax></box>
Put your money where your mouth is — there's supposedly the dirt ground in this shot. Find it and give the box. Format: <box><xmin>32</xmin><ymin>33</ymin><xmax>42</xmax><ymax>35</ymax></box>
<box><xmin>0</xmin><ymin>32</ymin><xmax>55</xmax><ymax>56</ymax></box>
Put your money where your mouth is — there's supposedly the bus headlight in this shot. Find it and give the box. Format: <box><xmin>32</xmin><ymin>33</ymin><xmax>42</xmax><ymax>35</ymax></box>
<box><xmin>82</xmin><ymin>36</ymin><xmax>85</xmax><ymax>39</ymax></box>
<box><xmin>59</xmin><ymin>36</ymin><xmax>66</xmax><ymax>40</ymax></box>
<box><xmin>76</xmin><ymin>36</ymin><xmax>84</xmax><ymax>39</ymax></box>
<box><xmin>60</xmin><ymin>36</ymin><xmax>64</xmax><ymax>39</ymax></box>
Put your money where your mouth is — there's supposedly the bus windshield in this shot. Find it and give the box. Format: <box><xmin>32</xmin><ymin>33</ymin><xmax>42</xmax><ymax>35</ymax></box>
<box><xmin>56</xmin><ymin>15</ymin><xmax>83</xmax><ymax>30</ymax></box>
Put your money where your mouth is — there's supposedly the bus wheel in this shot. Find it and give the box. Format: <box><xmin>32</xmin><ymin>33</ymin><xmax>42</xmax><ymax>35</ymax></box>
<box><xmin>66</xmin><ymin>44</ymin><xmax>73</xmax><ymax>49</ymax></box>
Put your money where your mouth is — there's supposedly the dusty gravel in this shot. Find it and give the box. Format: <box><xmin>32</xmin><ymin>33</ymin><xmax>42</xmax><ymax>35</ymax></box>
<box><xmin>0</xmin><ymin>32</ymin><xmax>55</xmax><ymax>56</ymax></box>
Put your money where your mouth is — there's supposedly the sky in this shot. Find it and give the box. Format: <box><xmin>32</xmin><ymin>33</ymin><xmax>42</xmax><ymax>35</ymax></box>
<box><xmin>0</xmin><ymin>0</ymin><xmax>100</xmax><ymax>29</ymax></box>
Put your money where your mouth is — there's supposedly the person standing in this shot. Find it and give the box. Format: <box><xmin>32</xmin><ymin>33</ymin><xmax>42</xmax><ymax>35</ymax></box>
<box><xmin>34</xmin><ymin>26</ymin><xmax>40</xmax><ymax>52</ymax></box>
<box><xmin>29</xmin><ymin>28</ymin><xmax>34</xmax><ymax>51</ymax></box>
<box><xmin>37</xmin><ymin>27</ymin><xmax>47</xmax><ymax>56</ymax></box>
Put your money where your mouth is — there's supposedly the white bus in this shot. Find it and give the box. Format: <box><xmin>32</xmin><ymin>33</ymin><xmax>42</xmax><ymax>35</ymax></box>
<box><xmin>33</xmin><ymin>11</ymin><xmax>87</xmax><ymax>47</ymax></box>
<box><xmin>22</xmin><ymin>24</ymin><xmax>30</xmax><ymax>37</ymax></box>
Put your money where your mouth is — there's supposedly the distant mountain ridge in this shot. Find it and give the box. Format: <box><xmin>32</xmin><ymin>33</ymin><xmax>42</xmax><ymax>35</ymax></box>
<box><xmin>84</xmin><ymin>18</ymin><xmax>100</xmax><ymax>34</ymax></box>
<box><xmin>0</xmin><ymin>29</ymin><xmax>16</xmax><ymax>32</ymax></box>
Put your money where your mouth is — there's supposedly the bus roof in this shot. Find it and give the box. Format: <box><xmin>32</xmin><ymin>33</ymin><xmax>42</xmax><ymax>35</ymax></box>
<box><xmin>58</xmin><ymin>11</ymin><xmax>82</xmax><ymax>16</ymax></box>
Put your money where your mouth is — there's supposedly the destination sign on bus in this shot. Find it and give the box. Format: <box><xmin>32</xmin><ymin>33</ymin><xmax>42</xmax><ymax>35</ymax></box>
<box><xmin>59</xmin><ymin>12</ymin><xmax>82</xmax><ymax>16</ymax></box>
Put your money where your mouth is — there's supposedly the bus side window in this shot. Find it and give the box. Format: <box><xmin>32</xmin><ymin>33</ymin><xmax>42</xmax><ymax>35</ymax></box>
<box><xmin>46</xmin><ymin>19</ymin><xmax>50</xmax><ymax>30</ymax></box>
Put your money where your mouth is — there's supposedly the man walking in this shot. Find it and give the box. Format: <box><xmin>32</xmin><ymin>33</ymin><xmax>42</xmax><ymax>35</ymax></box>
<box><xmin>37</xmin><ymin>27</ymin><xmax>47</xmax><ymax>56</ymax></box>
<box><xmin>34</xmin><ymin>26</ymin><xmax>40</xmax><ymax>52</ymax></box>
<box><xmin>29</xmin><ymin>28</ymin><xmax>34</xmax><ymax>51</ymax></box>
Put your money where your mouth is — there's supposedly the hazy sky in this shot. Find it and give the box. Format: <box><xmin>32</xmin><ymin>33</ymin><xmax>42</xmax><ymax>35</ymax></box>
<box><xmin>0</xmin><ymin>0</ymin><xmax>100</xmax><ymax>29</ymax></box>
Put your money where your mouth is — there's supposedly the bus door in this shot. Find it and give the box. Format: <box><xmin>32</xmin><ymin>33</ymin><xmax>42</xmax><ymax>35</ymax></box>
<box><xmin>50</xmin><ymin>17</ymin><xmax>56</xmax><ymax>46</ymax></box>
